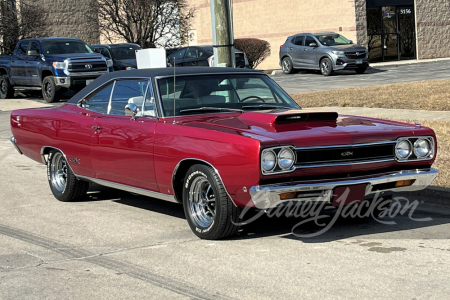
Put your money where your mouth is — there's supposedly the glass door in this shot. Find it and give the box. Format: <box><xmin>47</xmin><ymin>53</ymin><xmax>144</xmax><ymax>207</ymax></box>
<box><xmin>398</xmin><ymin>6</ymin><xmax>416</xmax><ymax>60</ymax></box>
<box><xmin>381</xmin><ymin>6</ymin><xmax>399</xmax><ymax>61</ymax></box>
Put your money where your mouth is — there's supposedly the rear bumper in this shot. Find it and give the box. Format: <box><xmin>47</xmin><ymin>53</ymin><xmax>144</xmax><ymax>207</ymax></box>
<box><xmin>249</xmin><ymin>168</ymin><xmax>438</xmax><ymax>209</ymax></box>
<box><xmin>10</xmin><ymin>136</ymin><xmax>22</xmax><ymax>155</ymax></box>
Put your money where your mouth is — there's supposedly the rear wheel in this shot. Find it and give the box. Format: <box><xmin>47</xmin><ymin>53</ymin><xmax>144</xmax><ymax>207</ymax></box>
<box><xmin>47</xmin><ymin>150</ymin><xmax>89</xmax><ymax>202</ymax></box>
<box><xmin>0</xmin><ymin>74</ymin><xmax>14</xmax><ymax>99</ymax></box>
<box><xmin>42</xmin><ymin>76</ymin><xmax>62</xmax><ymax>103</ymax></box>
<box><xmin>281</xmin><ymin>57</ymin><xmax>295</xmax><ymax>74</ymax></box>
<box><xmin>182</xmin><ymin>164</ymin><xmax>242</xmax><ymax>240</ymax></box>
<box><xmin>320</xmin><ymin>57</ymin><xmax>334</xmax><ymax>76</ymax></box>
<box><xmin>355</xmin><ymin>67</ymin><xmax>367</xmax><ymax>74</ymax></box>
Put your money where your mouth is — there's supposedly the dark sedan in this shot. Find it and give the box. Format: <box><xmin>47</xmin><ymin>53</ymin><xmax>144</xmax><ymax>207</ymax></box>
<box><xmin>91</xmin><ymin>43</ymin><xmax>142</xmax><ymax>70</ymax></box>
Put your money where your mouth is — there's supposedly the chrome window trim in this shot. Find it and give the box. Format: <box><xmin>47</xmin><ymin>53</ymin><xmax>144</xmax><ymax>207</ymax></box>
<box><xmin>106</xmin><ymin>80</ymin><xmax>116</xmax><ymax>114</ymax></box>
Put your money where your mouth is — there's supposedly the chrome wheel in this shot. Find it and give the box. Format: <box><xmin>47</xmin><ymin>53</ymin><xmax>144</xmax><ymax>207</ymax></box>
<box><xmin>188</xmin><ymin>176</ymin><xmax>216</xmax><ymax>228</ymax></box>
<box><xmin>50</xmin><ymin>152</ymin><xmax>68</xmax><ymax>193</ymax></box>
<box><xmin>282</xmin><ymin>59</ymin><xmax>290</xmax><ymax>72</ymax></box>
<box><xmin>321</xmin><ymin>60</ymin><xmax>330</xmax><ymax>74</ymax></box>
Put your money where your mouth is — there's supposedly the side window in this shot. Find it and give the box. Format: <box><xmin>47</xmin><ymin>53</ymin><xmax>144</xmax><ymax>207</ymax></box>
<box><xmin>100</xmin><ymin>48</ymin><xmax>111</xmax><ymax>59</ymax></box>
<box><xmin>294</xmin><ymin>36</ymin><xmax>304</xmax><ymax>46</ymax></box>
<box><xmin>83</xmin><ymin>82</ymin><xmax>114</xmax><ymax>114</ymax></box>
<box><xmin>29</xmin><ymin>42</ymin><xmax>41</xmax><ymax>55</ymax></box>
<box><xmin>169</xmin><ymin>48</ymin><xmax>187</xmax><ymax>61</ymax></box>
<box><xmin>185</xmin><ymin>48</ymin><xmax>197</xmax><ymax>59</ymax></box>
<box><xmin>305</xmin><ymin>36</ymin><xmax>316</xmax><ymax>47</ymax></box>
<box><xmin>198</xmin><ymin>49</ymin><xmax>207</xmax><ymax>58</ymax></box>
<box><xmin>109</xmin><ymin>79</ymin><xmax>149</xmax><ymax>116</ymax></box>
<box><xmin>17</xmin><ymin>41</ymin><xmax>29</xmax><ymax>56</ymax></box>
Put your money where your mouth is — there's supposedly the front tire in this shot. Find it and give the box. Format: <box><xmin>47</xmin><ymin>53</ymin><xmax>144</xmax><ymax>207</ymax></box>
<box><xmin>355</xmin><ymin>67</ymin><xmax>367</xmax><ymax>74</ymax></box>
<box><xmin>42</xmin><ymin>76</ymin><xmax>62</xmax><ymax>103</ymax></box>
<box><xmin>47</xmin><ymin>150</ymin><xmax>89</xmax><ymax>202</ymax></box>
<box><xmin>320</xmin><ymin>57</ymin><xmax>334</xmax><ymax>76</ymax></box>
<box><xmin>182</xmin><ymin>164</ymin><xmax>242</xmax><ymax>240</ymax></box>
<box><xmin>281</xmin><ymin>57</ymin><xmax>295</xmax><ymax>74</ymax></box>
<box><xmin>0</xmin><ymin>74</ymin><xmax>14</xmax><ymax>99</ymax></box>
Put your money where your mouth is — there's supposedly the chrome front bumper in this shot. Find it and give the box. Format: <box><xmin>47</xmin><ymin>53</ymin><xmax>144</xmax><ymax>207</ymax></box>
<box><xmin>249</xmin><ymin>168</ymin><xmax>438</xmax><ymax>209</ymax></box>
<box><xmin>10</xmin><ymin>136</ymin><xmax>22</xmax><ymax>155</ymax></box>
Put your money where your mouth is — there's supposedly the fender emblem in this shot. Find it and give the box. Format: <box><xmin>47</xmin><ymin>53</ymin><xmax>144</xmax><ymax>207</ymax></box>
<box><xmin>341</xmin><ymin>151</ymin><xmax>353</xmax><ymax>157</ymax></box>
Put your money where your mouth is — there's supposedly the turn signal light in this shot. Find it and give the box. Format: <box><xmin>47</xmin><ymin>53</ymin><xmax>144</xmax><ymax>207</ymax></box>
<box><xmin>395</xmin><ymin>179</ymin><xmax>416</xmax><ymax>187</ymax></box>
<box><xmin>280</xmin><ymin>192</ymin><xmax>296</xmax><ymax>200</ymax></box>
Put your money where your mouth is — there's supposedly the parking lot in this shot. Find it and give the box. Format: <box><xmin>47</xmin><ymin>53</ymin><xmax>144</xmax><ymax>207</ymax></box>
<box><xmin>1</xmin><ymin>61</ymin><xmax>450</xmax><ymax>299</ymax></box>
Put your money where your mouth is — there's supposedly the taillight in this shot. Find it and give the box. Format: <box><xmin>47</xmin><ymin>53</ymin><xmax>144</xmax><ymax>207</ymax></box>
<box><xmin>280</xmin><ymin>45</ymin><xmax>283</xmax><ymax>49</ymax></box>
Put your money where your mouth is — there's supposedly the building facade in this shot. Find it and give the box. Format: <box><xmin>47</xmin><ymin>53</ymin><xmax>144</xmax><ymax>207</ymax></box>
<box><xmin>188</xmin><ymin>0</ymin><xmax>450</xmax><ymax>69</ymax></box>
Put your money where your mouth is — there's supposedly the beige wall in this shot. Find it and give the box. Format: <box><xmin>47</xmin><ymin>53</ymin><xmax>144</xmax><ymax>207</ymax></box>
<box><xmin>188</xmin><ymin>0</ymin><xmax>358</xmax><ymax>69</ymax></box>
<box><xmin>416</xmin><ymin>0</ymin><xmax>450</xmax><ymax>59</ymax></box>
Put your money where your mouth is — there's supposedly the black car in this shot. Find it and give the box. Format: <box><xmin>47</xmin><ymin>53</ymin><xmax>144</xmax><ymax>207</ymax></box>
<box><xmin>91</xmin><ymin>43</ymin><xmax>142</xmax><ymax>71</ymax></box>
<box><xmin>166</xmin><ymin>46</ymin><xmax>249</xmax><ymax>68</ymax></box>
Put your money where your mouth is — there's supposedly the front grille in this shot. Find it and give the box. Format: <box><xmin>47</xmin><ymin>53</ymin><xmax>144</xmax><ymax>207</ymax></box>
<box><xmin>295</xmin><ymin>142</ymin><xmax>395</xmax><ymax>167</ymax></box>
<box><xmin>68</xmin><ymin>61</ymin><xmax>107</xmax><ymax>72</ymax></box>
<box><xmin>345</xmin><ymin>52</ymin><xmax>366</xmax><ymax>59</ymax></box>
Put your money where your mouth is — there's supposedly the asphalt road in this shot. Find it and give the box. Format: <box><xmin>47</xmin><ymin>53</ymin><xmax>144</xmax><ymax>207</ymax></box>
<box><xmin>1</xmin><ymin>106</ymin><xmax>450</xmax><ymax>298</ymax></box>
<box><xmin>272</xmin><ymin>60</ymin><xmax>450</xmax><ymax>94</ymax></box>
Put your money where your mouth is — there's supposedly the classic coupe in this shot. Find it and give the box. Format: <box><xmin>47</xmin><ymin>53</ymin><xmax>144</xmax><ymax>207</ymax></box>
<box><xmin>10</xmin><ymin>67</ymin><xmax>438</xmax><ymax>239</ymax></box>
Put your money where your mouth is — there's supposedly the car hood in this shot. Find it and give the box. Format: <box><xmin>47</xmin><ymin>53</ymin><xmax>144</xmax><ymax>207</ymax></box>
<box><xmin>178</xmin><ymin>109</ymin><xmax>432</xmax><ymax>147</ymax></box>
<box><xmin>45</xmin><ymin>53</ymin><xmax>106</xmax><ymax>61</ymax></box>
<box><xmin>327</xmin><ymin>44</ymin><xmax>367</xmax><ymax>52</ymax></box>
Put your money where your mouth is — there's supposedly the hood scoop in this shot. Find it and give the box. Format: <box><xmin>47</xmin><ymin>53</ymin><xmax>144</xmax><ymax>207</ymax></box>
<box><xmin>238</xmin><ymin>110</ymin><xmax>338</xmax><ymax>125</ymax></box>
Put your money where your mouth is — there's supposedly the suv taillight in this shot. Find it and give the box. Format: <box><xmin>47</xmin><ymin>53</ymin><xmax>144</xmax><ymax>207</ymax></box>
<box><xmin>280</xmin><ymin>45</ymin><xmax>283</xmax><ymax>49</ymax></box>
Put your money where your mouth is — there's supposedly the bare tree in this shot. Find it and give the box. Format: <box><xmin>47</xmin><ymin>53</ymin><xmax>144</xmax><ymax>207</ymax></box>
<box><xmin>0</xmin><ymin>0</ymin><xmax>49</xmax><ymax>54</ymax></box>
<box><xmin>94</xmin><ymin>0</ymin><xmax>194</xmax><ymax>48</ymax></box>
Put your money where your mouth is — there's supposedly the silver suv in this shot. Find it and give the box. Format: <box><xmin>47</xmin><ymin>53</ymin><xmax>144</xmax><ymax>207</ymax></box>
<box><xmin>279</xmin><ymin>32</ymin><xmax>369</xmax><ymax>76</ymax></box>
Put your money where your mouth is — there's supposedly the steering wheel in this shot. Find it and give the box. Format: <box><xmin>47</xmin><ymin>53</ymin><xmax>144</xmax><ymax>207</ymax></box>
<box><xmin>240</xmin><ymin>96</ymin><xmax>266</xmax><ymax>102</ymax></box>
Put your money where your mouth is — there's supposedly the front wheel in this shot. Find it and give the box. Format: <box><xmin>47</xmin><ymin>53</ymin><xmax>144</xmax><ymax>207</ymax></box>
<box><xmin>182</xmin><ymin>164</ymin><xmax>242</xmax><ymax>240</ymax></box>
<box><xmin>47</xmin><ymin>150</ymin><xmax>89</xmax><ymax>202</ymax></box>
<box><xmin>320</xmin><ymin>57</ymin><xmax>334</xmax><ymax>76</ymax></box>
<box><xmin>42</xmin><ymin>76</ymin><xmax>62</xmax><ymax>103</ymax></box>
<box><xmin>0</xmin><ymin>74</ymin><xmax>14</xmax><ymax>99</ymax></box>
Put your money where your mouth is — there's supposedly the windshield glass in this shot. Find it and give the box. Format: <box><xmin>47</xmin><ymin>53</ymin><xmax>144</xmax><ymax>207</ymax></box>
<box><xmin>156</xmin><ymin>74</ymin><xmax>299</xmax><ymax>116</ymax></box>
<box><xmin>110</xmin><ymin>46</ymin><xmax>141</xmax><ymax>60</ymax></box>
<box><xmin>314</xmin><ymin>34</ymin><xmax>352</xmax><ymax>46</ymax></box>
<box><xmin>43</xmin><ymin>41</ymin><xmax>94</xmax><ymax>55</ymax></box>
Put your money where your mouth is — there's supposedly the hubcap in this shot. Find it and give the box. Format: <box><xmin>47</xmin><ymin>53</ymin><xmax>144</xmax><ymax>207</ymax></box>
<box><xmin>188</xmin><ymin>176</ymin><xmax>216</xmax><ymax>228</ymax></box>
<box><xmin>321</xmin><ymin>60</ymin><xmax>330</xmax><ymax>74</ymax></box>
<box><xmin>45</xmin><ymin>82</ymin><xmax>52</xmax><ymax>98</ymax></box>
<box><xmin>50</xmin><ymin>153</ymin><xmax>68</xmax><ymax>193</ymax></box>
<box><xmin>283</xmin><ymin>59</ymin><xmax>290</xmax><ymax>72</ymax></box>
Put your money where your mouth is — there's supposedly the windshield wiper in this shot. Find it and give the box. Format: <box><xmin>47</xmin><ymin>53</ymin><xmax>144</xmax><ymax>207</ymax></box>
<box><xmin>179</xmin><ymin>107</ymin><xmax>244</xmax><ymax>114</ymax></box>
<box><xmin>242</xmin><ymin>105</ymin><xmax>292</xmax><ymax>110</ymax></box>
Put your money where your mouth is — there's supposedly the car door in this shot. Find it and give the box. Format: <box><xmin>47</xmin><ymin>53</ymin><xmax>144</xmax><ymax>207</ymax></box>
<box><xmin>289</xmin><ymin>36</ymin><xmax>305</xmax><ymax>67</ymax></box>
<box><xmin>167</xmin><ymin>48</ymin><xmax>187</xmax><ymax>66</ymax></box>
<box><xmin>90</xmin><ymin>78</ymin><xmax>159</xmax><ymax>191</ymax></box>
<box><xmin>302</xmin><ymin>36</ymin><xmax>320</xmax><ymax>68</ymax></box>
<box><xmin>10</xmin><ymin>41</ymin><xmax>29</xmax><ymax>85</ymax></box>
<box><xmin>183</xmin><ymin>47</ymin><xmax>199</xmax><ymax>66</ymax></box>
<box><xmin>26</xmin><ymin>42</ymin><xmax>42</xmax><ymax>86</ymax></box>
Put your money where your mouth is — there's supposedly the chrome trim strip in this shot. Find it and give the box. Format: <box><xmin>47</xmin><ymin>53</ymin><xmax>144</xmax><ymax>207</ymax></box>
<box><xmin>10</xmin><ymin>136</ymin><xmax>23</xmax><ymax>155</ymax></box>
<box><xmin>294</xmin><ymin>140</ymin><xmax>396</xmax><ymax>150</ymax></box>
<box><xmin>76</xmin><ymin>175</ymin><xmax>178</xmax><ymax>203</ymax></box>
<box><xmin>294</xmin><ymin>158</ymin><xmax>396</xmax><ymax>169</ymax></box>
<box><xmin>249</xmin><ymin>168</ymin><xmax>438</xmax><ymax>209</ymax></box>
<box><xmin>66</xmin><ymin>71</ymin><xmax>109</xmax><ymax>77</ymax></box>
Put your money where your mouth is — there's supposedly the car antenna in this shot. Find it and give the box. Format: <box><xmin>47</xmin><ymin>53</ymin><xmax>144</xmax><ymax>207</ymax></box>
<box><xmin>173</xmin><ymin>58</ymin><xmax>176</xmax><ymax>124</ymax></box>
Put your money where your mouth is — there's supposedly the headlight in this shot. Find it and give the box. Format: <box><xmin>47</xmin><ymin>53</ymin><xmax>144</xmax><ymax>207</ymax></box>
<box><xmin>395</xmin><ymin>140</ymin><xmax>412</xmax><ymax>160</ymax></box>
<box><xmin>262</xmin><ymin>150</ymin><xmax>276</xmax><ymax>172</ymax></box>
<box><xmin>414</xmin><ymin>138</ymin><xmax>432</xmax><ymax>158</ymax></box>
<box><xmin>332</xmin><ymin>51</ymin><xmax>345</xmax><ymax>55</ymax></box>
<box><xmin>52</xmin><ymin>61</ymin><xmax>66</xmax><ymax>69</ymax></box>
<box><xmin>106</xmin><ymin>59</ymin><xmax>113</xmax><ymax>68</ymax></box>
<box><xmin>278</xmin><ymin>148</ymin><xmax>295</xmax><ymax>170</ymax></box>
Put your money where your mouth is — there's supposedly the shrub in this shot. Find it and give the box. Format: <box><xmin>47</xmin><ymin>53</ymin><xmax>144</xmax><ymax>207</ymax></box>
<box><xmin>234</xmin><ymin>38</ymin><xmax>271</xmax><ymax>69</ymax></box>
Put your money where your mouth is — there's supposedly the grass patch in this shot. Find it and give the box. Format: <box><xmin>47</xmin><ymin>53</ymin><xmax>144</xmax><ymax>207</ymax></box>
<box><xmin>291</xmin><ymin>79</ymin><xmax>450</xmax><ymax>111</ymax></box>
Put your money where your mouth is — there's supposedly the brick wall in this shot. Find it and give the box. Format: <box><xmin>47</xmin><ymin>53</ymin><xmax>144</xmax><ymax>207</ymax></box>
<box><xmin>416</xmin><ymin>0</ymin><xmax>450</xmax><ymax>59</ymax></box>
<box><xmin>41</xmin><ymin>0</ymin><xmax>99</xmax><ymax>45</ymax></box>
<box><xmin>188</xmin><ymin>0</ymin><xmax>358</xmax><ymax>69</ymax></box>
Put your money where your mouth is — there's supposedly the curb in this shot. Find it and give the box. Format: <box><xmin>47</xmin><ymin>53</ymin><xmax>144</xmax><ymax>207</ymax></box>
<box><xmin>398</xmin><ymin>187</ymin><xmax>450</xmax><ymax>208</ymax></box>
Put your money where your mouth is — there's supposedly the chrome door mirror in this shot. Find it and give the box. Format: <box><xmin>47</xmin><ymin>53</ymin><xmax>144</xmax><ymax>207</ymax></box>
<box><xmin>125</xmin><ymin>103</ymin><xmax>138</xmax><ymax>120</ymax></box>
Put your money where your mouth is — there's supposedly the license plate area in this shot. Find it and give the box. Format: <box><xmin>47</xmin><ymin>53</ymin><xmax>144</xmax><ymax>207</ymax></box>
<box><xmin>332</xmin><ymin>184</ymin><xmax>366</xmax><ymax>206</ymax></box>
<box><xmin>86</xmin><ymin>79</ymin><xmax>94</xmax><ymax>85</ymax></box>
<box><xmin>356</xmin><ymin>59</ymin><xmax>363</xmax><ymax>64</ymax></box>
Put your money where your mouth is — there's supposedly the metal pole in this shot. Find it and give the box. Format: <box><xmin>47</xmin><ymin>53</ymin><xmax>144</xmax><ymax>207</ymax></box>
<box><xmin>210</xmin><ymin>0</ymin><xmax>235</xmax><ymax>67</ymax></box>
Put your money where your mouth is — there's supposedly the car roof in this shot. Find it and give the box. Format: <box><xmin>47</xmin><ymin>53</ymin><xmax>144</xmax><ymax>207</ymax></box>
<box><xmin>21</xmin><ymin>37</ymin><xmax>84</xmax><ymax>43</ymax></box>
<box><xmin>173</xmin><ymin>45</ymin><xmax>243</xmax><ymax>54</ymax></box>
<box><xmin>289</xmin><ymin>31</ymin><xmax>338</xmax><ymax>37</ymax></box>
<box><xmin>67</xmin><ymin>67</ymin><xmax>264</xmax><ymax>104</ymax></box>
<box><xmin>90</xmin><ymin>43</ymin><xmax>142</xmax><ymax>49</ymax></box>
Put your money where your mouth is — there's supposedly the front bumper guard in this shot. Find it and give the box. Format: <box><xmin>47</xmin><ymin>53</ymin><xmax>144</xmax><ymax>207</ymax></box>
<box><xmin>250</xmin><ymin>168</ymin><xmax>438</xmax><ymax>209</ymax></box>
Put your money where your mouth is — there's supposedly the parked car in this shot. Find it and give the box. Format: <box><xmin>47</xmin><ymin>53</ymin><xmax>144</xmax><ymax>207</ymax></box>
<box><xmin>279</xmin><ymin>32</ymin><xmax>369</xmax><ymax>76</ymax></box>
<box><xmin>10</xmin><ymin>67</ymin><xmax>438</xmax><ymax>239</ymax></box>
<box><xmin>0</xmin><ymin>37</ymin><xmax>113</xmax><ymax>103</ymax></box>
<box><xmin>91</xmin><ymin>43</ymin><xmax>142</xmax><ymax>70</ymax></box>
<box><xmin>166</xmin><ymin>46</ymin><xmax>249</xmax><ymax>68</ymax></box>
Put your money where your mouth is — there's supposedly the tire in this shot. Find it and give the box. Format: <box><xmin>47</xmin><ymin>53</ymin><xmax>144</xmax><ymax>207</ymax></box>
<box><xmin>42</xmin><ymin>76</ymin><xmax>62</xmax><ymax>103</ymax></box>
<box><xmin>0</xmin><ymin>74</ymin><xmax>14</xmax><ymax>99</ymax></box>
<box><xmin>182</xmin><ymin>164</ymin><xmax>243</xmax><ymax>240</ymax></box>
<box><xmin>320</xmin><ymin>57</ymin><xmax>334</xmax><ymax>76</ymax></box>
<box><xmin>355</xmin><ymin>67</ymin><xmax>367</xmax><ymax>74</ymax></box>
<box><xmin>281</xmin><ymin>57</ymin><xmax>295</xmax><ymax>74</ymax></box>
<box><xmin>47</xmin><ymin>150</ymin><xmax>89</xmax><ymax>202</ymax></box>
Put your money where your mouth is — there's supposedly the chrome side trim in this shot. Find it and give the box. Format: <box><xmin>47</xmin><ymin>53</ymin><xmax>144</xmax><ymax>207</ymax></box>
<box><xmin>10</xmin><ymin>136</ymin><xmax>23</xmax><ymax>155</ymax></box>
<box><xmin>171</xmin><ymin>158</ymin><xmax>238</xmax><ymax>207</ymax></box>
<box><xmin>250</xmin><ymin>168</ymin><xmax>438</xmax><ymax>209</ymax></box>
<box><xmin>77</xmin><ymin>175</ymin><xmax>177</xmax><ymax>203</ymax></box>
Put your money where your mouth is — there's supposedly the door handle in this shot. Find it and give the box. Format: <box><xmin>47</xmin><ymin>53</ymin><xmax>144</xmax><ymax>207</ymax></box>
<box><xmin>303</xmin><ymin>49</ymin><xmax>308</xmax><ymax>51</ymax></box>
<box><xmin>289</xmin><ymin>47</ymin><xmax>293</xmax><ymax>50</ymax></box>
<box><xmin>92</xmin><ymin>126</ymin><xmax>103</xmax><ymax>130</ymax></box>
<box><xmin>192</xmin><ymin>61</ymin><xmax>197</xmax><ymax>65</ymax></box>
<box><xmin>26</xmin><ymin>61</ymin><xmax>29</xmax><ymax>63</ymax></box>
<box><xmin>11</xmin><ymin>60</ymin><xmax>15</xmax><ymax>63</ymax></box>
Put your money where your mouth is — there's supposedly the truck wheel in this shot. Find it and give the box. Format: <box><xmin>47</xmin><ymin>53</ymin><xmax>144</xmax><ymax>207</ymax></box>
<box><xmin>47</xmin><ymin>150</ymin><xmax>89</xmax><ymax>202</ymax></box>
<box><xmin>182</xmin><ymin>164</ymin><xmax>243</xmax><ymax>240</ymax></box>
<box><xmin>42</xmin><ymin>76</ymin><xmax>62</xmax><ymax>103</ymax></box>
<box><xmin>0</xmin><ymin>75</ymin><xmax>15</xmax><ymax>99</ymax></box>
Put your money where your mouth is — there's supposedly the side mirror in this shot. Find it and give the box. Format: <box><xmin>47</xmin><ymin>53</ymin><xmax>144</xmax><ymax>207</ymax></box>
<box><xmin>349</xmin><ymin>40</ymin><xmax>353</xmax><ymax>44</ymax></box>
<box><xmin>27</xmin><ymin>50</ymin><xmax>39</xmax><ymax>56</ymax></box>
<box><xmin>309</xmin><ymin>43</ymin><xmax>318</xmax><ymax>47</ymax></box>
<box><xmin>125</xmin><ymin>103</ymin><xmax>138</xmax><ymax>120</ymax></box>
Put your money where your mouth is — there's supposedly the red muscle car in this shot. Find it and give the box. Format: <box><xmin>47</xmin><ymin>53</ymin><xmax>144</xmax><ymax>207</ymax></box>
<box><xmin>10</xmin><ymin>67</ymin><xmax>438</xmax><ymax>239</ymax></box>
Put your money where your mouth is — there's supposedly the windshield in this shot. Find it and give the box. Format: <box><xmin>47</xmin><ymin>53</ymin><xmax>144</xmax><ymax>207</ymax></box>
<box><xmin>43</xmin><ymin>41</ymin><xmax>94</xmax><ymax>55</ymax></box>
<box><xmin>156</xmin><ymin>74</ymin><xmax>299</xmax><ymax>116</ymax></box>
<box><xmin>314</xmin><ymin>34</ymin><xmax>352</xmax><ymax>46</ymax></box>
<box><xmin>110</xmin><ymin>46</ymin><xmax>141</xmax><ymax>60</ymax></box>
